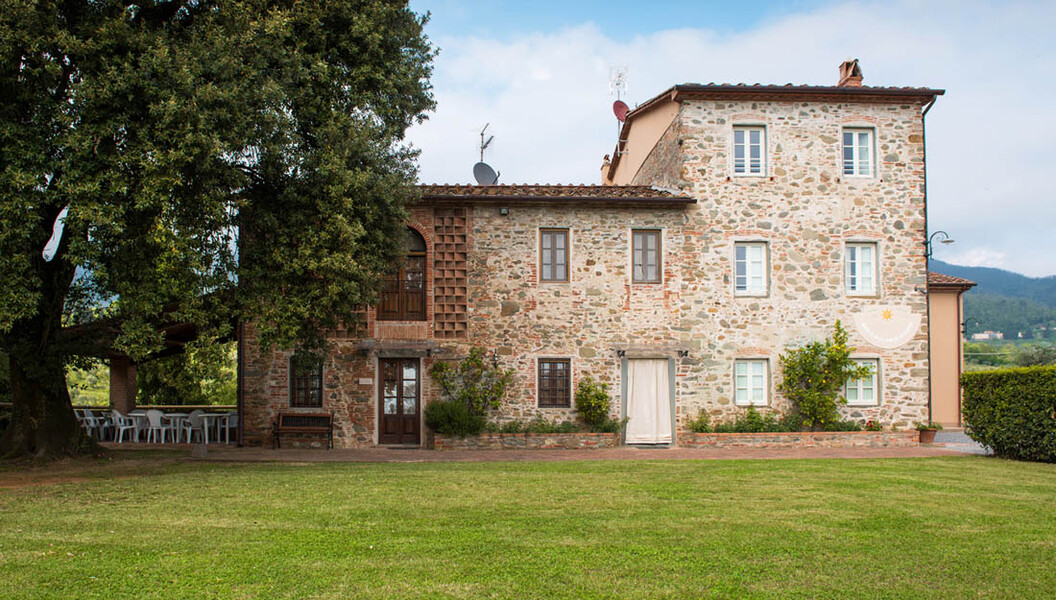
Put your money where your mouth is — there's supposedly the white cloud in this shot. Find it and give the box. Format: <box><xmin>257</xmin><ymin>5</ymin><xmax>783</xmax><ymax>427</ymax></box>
<box><xmin>406</xmin><ymin>0</ymin><xmax>1056</xmax><ymax>276</ymax></box>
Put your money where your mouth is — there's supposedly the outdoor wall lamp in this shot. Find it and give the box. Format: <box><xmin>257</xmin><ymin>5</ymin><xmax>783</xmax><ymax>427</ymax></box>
<box><xmin>678</xmin><ymin>350</ymin><xmax>689</xmax><ymax>358</ymax></box>
<box><xmin>961</xmin><ymin>317</ymin><xmax>980</xmax><ymax>336</ymax></box>
<box><xmin>491</xmin><ymin>349</ymin><xmax>499</xmax><ymax>367</ymax></box>
<box><xmin>616</xmin><ymin>349</ymin><xmax>626</xmax><ymax>358</ymax></box>
<box><xmin>499</xmin><ymin>206</ymin><xmax>510</xmax><ymax>216</ymax></box>
<box><xmin>924</xmin><ymin>230</ymin><xmax>955</xmax><ymax>258</ymax></box>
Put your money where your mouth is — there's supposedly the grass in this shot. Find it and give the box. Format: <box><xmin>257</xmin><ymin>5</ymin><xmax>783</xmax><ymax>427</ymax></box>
<box><xmin>0</xmin><ymin>455</ymin><xmax>1054</xmax><ymax>599</ymax></box>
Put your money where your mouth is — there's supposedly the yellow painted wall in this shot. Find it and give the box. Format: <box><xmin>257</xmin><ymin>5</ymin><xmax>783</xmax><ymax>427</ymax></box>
<box><xmin>929</xmin><ymin>290</ymin><xmax>965</xmax><ymax>427</ymax></box>
<box><xmin>607</xmin><ymin>100</ymin><xmax>679</xmax><ymax>185</ymax></box>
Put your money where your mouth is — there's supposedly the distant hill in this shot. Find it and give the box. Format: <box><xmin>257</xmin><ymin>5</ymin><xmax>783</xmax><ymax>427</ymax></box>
<box><xmin>930</xmin><ymin>260</ymin><xmax>1056</xmax><ymax>339</ymax></box>
<box><xmin>930</xmin><ymin>260</ymin><xmax>1056</xmax><ymax>308</ymax></box>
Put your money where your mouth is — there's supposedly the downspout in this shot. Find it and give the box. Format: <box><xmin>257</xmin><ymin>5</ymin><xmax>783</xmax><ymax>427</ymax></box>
<box><xmin>921</xmin><ymin>96</ymin><xmax>937</xmax><ymax>425</ymax></box>
<box><xmin>236</xmin><ymin>319</ymin><xmax>245</xmax><ymax>446</ymax></box>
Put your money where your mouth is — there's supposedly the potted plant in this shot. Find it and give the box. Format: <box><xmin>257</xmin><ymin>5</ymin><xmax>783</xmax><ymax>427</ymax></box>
<box><xmin>915</xmin><ymin>421</ymin><xmax>943</xmax><ymax>444</ymax></box>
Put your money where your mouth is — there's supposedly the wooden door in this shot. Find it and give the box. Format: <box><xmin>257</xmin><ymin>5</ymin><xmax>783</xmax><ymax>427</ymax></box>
<box><xmin>379</xmin><ymin>358</ymin><xmax>421</xmax><ymax>445</ymax></box>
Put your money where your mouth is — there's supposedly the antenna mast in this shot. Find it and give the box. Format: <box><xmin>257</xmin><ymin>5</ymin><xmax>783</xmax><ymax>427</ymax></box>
<box><xmin>479</xmin><ymin>123</ymin><xmax>494</xmax><ymax>162</ymax></box>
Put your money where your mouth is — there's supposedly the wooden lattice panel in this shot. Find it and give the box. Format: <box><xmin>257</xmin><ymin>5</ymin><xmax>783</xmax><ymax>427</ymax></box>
<box><xmin>433</xmin><ymin>208</ymin><xmax>469</xmax><ymax>338</ymax></box>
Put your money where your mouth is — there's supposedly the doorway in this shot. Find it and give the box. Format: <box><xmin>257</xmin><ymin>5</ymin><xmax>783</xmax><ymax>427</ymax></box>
<box><xmin>624</xmin><ymin>358</ymin><xmax>673</xmax><ymax>445</ymax></box>
<box><xmin>379</xmin><ymin>358</ymin><xmax>421</xmax><ymax>445</ymax></box>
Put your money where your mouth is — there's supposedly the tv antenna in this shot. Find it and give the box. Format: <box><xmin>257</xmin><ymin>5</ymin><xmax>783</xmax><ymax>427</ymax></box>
<box><xmin>608</xmin><ymin>66</ymin><xmax>630</xmax><ymax>144</ymax></box>
<box><xmin>473</xmin><ymin>123</ymin><xmax>500</xmax><ymax>185</ymax></box>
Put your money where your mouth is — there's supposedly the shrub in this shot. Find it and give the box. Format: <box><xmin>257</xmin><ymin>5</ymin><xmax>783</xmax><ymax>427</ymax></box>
<box><xmin>575</xmin><ymin>376</ymin><xmax>611</xmax><ymax>428</ymax></box>
<box><xmin>865</xmin><ymin>420</ymin><xmax>883</xmax><ymax>432</ymax></box>
<box><xmin>430</xmin><ymin>347</ymin><xmax>514</xmax><ymax>416</ymax></box>
<box><xmin>713</xmin><ymin>406</ymin><xmax>787</xmax><ymax>433</ymax></box>
<box><xmin>574</xmin><ymin>375</ymin><xmax>626</xmax><ymax>433</ymax></box>
<box><xmin>482</xmin><ymin>419</ymin><xmax>582</xmax><ymax>434</ymax></box>
<box><xmin>962</xmin><ymin>366</ymin><xmax>1056</xmax><ymax>463</ymax></box>
<box><xmin>685</xmin><ymin>410</ymin><xmax>713</xmax><ymax>433</ymax></box>
<box><xmin>778</xmin><ymin>321</ymin><xmax>873</xmax><ymax>430</ymax></box>
<box><xmin>424</xmin><ymin>401</ymin><xmax>485</xmax><ymax>438</ymax></box>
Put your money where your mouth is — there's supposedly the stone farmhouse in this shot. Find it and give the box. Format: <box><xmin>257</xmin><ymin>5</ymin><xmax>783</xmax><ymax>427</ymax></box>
<box><xmin>240</xmin><ymin>60</ymin><xmax>947</xmax><ymax>448</ymax></box>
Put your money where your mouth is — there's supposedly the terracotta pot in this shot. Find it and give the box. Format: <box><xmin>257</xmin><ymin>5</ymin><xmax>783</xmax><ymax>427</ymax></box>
<box><xmin>918</xmin><ymin>429</ymin><xmax>937</xmax><ymax>444</ymax></box>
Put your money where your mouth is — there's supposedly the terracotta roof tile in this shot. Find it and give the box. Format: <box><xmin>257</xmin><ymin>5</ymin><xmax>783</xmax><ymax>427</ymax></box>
<box><xmin>929</xmin><ymin>272</ymin><xmax>977</xmax><ymax>288</ymax></box>
<box><xmin>418</xmin><ymin>184</ymin><xmax>693</xmax><ymax>205</ymax></box>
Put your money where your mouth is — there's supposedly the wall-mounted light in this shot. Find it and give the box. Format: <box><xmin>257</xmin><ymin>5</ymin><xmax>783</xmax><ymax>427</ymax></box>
<box><xmin>678</xmin><ymin>350</ymin><xmax>689</xmax><ymax>358</ymax></box>
<box><xmin>499</xmin><ymin>206</ymin><xmax>509</xmax><ymax>216</ymax></box>
<box><xmin>914</xmin><ymin>286</ymin><xmax>928</xmax><ymax>295</ymax></box>
<box><xmin>616</xmin><ymin>349</ymin><xmax>626</xmax><ymax>358</ymax></box>
<box><xmin>924</xmin><ymin>230</ymin><xmax>955</xmax><ymax>258</ymax></box>
<box><xmin>961</xmin><ymin>317</ymin><xmax>980</xmax><ymax>336</ymax></box>
<box><xmin>491</xmin><ymin>349</ymin><xmax>499</xmax><ymax>367</ymax></box>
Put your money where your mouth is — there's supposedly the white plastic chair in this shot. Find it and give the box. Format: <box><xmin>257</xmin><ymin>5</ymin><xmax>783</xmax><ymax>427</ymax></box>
<box><xmin>181</xmin><ymin>410</ymin><xmax>205</xmax><ymax>444</ymax></box>
<box><xmin>144</xmin><ymin>409</ymin><xmax>171</xmax><ymax>443</ymax></box>
<box><xmin>222</xmin><ymin>412</ymin><xmax>238</xmax><ymax>444</ymax></box>
<box><xmin>81</xmin><ymin>409</ymin><xmax>108</xmax><ymax>440</ymax></box>
<box><xmin>110</xmin><ymin>409</ymin><xmax>137</xmax><ymax>443</ymax></box>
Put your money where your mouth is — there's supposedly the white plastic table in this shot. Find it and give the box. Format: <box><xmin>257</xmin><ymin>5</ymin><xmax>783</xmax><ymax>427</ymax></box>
<box><xmin>199</xmin><ymin>413</ymin><xmax>226</xmax><ymax>444</ymax></box>
<box><xmin>164</xmin><ymin>413</ymin><xmax>189</xmax><ymax>442</ymax></box>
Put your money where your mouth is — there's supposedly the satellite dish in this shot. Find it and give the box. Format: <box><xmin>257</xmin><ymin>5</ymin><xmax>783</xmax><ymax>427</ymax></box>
<box><xmin>613</xmin><ymin>100</ymin><xmax>629</xmax><ymax>122</ymax></box>
<box><xmin>473</xmin><ymin>162</ymin><xmax>499</xmax><ymax>185</ymax></box>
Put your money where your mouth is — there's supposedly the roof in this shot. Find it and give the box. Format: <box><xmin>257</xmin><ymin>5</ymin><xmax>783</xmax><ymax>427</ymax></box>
<box><xmin>628</xmin><ymin>83</ymin><xmax>945</xmax><ymax>120</ymax></box>
<box><xmin>417</xmin><ymin>184</ymin><xmax>695</xmax><ymax>207</ymax></box>
<box><xmin>608</xmin><ymin>82</ymin><xmax>944</xmax><ymax>179</ymax></box>
<box><xmin>929</xmin><ymin>272</ymin><xmax>977</xmax><ymax>290</ymax></box>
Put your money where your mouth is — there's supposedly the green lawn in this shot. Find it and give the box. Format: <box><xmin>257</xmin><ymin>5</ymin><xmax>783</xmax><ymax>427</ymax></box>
<box><xmin>1</xmin><ymin>456</ymin><xmax>1054</xmax><ymax>599</ymax></box>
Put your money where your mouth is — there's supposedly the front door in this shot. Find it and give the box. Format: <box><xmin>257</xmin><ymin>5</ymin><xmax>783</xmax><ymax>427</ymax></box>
<box><xmin>624</xmin><ymin>358</ymin><xmax>673</xmax><ymax>444</ymax></box>
<box><xmin>379</xmin><ymin>358</ymin><xmax>421</xmax><ymax>445</ymax></box>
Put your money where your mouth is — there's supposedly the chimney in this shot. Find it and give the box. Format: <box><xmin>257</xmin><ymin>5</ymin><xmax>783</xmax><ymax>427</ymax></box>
<box><xmin>837</xmin><ymin>58</ymin><xmax>863</xmax><ymax>87</ymax></box>
<box><xmin>600</xmin><ymin>154</ymin><xmax>612</xmax><ymax>185</ymax></box>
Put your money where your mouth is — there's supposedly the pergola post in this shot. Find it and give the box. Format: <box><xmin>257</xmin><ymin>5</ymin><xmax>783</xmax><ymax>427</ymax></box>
<box><xmin>109</xmin><ymin>357</ymin><xmax>138</xmax><ymax>414</ymax></box>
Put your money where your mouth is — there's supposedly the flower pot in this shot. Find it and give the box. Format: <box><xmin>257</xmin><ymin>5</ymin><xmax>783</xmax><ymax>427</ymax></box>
<box><xmin>918</xmin><ymin>429</ymin><xmax>937</xmax><ymax>444</ymax></box>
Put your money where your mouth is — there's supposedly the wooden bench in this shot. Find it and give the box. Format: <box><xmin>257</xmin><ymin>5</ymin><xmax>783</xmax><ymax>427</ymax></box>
<box><xmin>272</xmin><ymin>412</ymin><xmax>334</xmax><ymax>449</ymax></box>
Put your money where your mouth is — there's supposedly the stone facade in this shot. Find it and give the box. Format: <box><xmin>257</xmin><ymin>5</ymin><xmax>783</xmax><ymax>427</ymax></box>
<box><xmin>241</xmin><ymin>70</ymin><xmax>942</xmax><ymax>448</ymax></box>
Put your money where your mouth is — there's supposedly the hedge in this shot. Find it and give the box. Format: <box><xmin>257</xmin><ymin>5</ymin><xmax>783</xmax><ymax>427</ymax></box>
<box><xmin>961</xmin><ymin>366</ymin><xmax>1056</xmax><ymax>463</ymax></box>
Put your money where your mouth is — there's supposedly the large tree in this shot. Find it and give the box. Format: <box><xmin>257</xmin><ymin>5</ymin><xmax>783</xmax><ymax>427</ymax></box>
<box><xmin>0</xmin><ymin>1</ymin><xmax>434</xmax><ymax>457</ymax></box>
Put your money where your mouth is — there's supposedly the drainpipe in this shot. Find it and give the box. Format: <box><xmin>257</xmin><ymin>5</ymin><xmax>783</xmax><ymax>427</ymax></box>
<box><xmin>921</xmin><ymin>96</ymin><xmax>937</xmax><ymax>425</ymax></box>
<box><xmin>236</xmin><ymin>319</ymin><xmax>245</xmax><ymax>446</ymax></box>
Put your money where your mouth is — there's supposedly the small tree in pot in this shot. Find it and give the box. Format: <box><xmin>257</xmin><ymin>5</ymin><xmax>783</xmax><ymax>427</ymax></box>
<box><xmin>778</xmin><ymin>321</ymin><xmax>873</xmax><ymax>431</ymax></box>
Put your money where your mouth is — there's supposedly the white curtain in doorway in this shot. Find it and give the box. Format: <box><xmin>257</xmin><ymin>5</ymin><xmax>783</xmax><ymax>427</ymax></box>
<box><xmin>625</xmin><ymin>359</ymin><xmax>672</xmax><ymax>444</ymax></box>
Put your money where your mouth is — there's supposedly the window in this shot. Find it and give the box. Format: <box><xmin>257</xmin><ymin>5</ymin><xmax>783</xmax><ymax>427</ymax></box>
<box><xmin>538</xmin><ymin>359</ymin><xmax>571</xmax><ymax>408</ymax></box>
<box><xmin>632</xmin><ymin>230</ymin><xmax>661</xmax><ymax>283</ymax></box>
<box><xmin>734</xmin><ymin>360</ymin><xmax>768</xmax><ymax>406</ymax></box>
<box><xmin>290</xmin><ymin>357</ymin><xmax>323</xmax><ymax>408</ymax></box>
<box><xmin>540</xmin><ymin>228</ymin><xmax>569</xmax><ymax>282</ymax></box>
<box><xmin>842</xmin><ymin>128</ymin><xmax>875</xmax><ymax>177</ymax></box>
<box><xmin>733</xmin><ymin>126</ymin><xmax>766</xmax><ymax>175</ymax></box>
<box><xmin>845</xmin><ymin>242</ymin><xmax>878</xmax><ymax>296</ymax></box>
<box><xmin>735</xmin><ymin>242</ymin><xmax>768</xmax><ymax>295</ymax></box>
<box><xmin>845</xmin><ymin>359</ymin><xmax>879</xmax><ymax>406</ymax></box>
<box><xmin>379</xmin><ymin>228</ymin><xmax>427</xmax><ymax>321</ymax></box>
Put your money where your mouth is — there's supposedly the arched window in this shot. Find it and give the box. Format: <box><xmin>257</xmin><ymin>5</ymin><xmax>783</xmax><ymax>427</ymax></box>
<box><xmin>379</xmin><ymin>228</ymin><xmax>427</xmax><ymax>321</ymax></box>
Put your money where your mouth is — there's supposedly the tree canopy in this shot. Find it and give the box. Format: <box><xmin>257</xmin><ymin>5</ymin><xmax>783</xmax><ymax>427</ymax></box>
<box><xmin>0</xmin><ymin>0</ymin><xmax>435</xmax><ymax>457</ymax></box>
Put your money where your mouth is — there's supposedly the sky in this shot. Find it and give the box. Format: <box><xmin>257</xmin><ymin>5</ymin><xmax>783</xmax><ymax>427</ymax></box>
<box><xmin>405</xmin><ymin>0</ymin><xmax>1056</xmax><ymax>278</ymax></box>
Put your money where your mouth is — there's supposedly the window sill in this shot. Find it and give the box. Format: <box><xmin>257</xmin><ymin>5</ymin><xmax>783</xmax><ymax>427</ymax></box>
<box><xmin>845</xmin><ymin>292</ymin><xmax>880</xmax><ymax>299</ymax></box>
<box><xmin>734</xmin><ymin>291</ymin><xmax>769</xmax><ymax>298</ymax></box>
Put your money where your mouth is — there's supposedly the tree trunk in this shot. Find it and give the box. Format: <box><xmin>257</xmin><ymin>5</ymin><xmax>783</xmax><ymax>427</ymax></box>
<box><xmin>0</xmin><ymin>349</ymin><xmax>89</xmax><ymax>458</ymax></box>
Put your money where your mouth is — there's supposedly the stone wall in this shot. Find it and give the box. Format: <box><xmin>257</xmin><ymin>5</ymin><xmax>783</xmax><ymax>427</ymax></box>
<box><xmin>678</xmin><ymin>430</ymin><xmax>919</xmax><ymax>449</ymax></box>
<box><xmin>633</xmin><ymin>98</ymin><xmax>930</xmax><ymax>430</ymax></box>
<box><xmin>432</xmin><ymin>432</ymin><xmax>620</xmax><ymax>450</ymax></box>
<box><xmin>242</xmin><ymin>95</ymin><xmax>933</xmax><ymax>448</ymax></box>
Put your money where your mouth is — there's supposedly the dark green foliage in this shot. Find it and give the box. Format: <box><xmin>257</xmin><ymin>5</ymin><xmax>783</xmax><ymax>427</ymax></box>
<box><xmin>0</xmin><ymin>353</ymin><xmax>8</xmax><ymax>398</ymax></box>
<box><xmin>962</xmin><ymin>366</ymin><xmax>1056</xmax><ymax>463</ymax></box>
<box><xmin>685</xmin><ymin>410</ymin><xmax>713</xmax><ymax>433</ymax></box>
<box><xmin>713</xmin><ymin>406</ymin><xmax>787</xmax><ymax>433</ymax></box>
<box><xmin>777</xmin><ymin>321</ymin><xmax>873</xmax><ymax>430</ymax></box>
<box><xmin>429</xmin><ymin>347</ymin><xmax>514</xmax><ymax>416</ymax></box>
<box><xmin>136</xmin><ymin>342</ymin><xmax>237</xmax><ymax>405</ymax></box>
<box><xmin>424</xmin><ymin>401</ymin><xmax>485</xmax><ymax>438</ymax></box>
<box><xmin>0</xmin><ymin>1</ymin><xmax>435</xmax><ymax>456</ymax></box>
<box><xmin>1014</xmin><ymin>344</ymin><xmax>1056</xmax><ymax>367</ymax></box>
<box><xmin>704</xmin><ymin>407</ymin><xmax>860</xmax><ymax>433</ymax></box>
<box><xmin>931</xmin><ymin>260</ymin><xmax>1056</xmax><ymax>309</ymax></box>
<box><xmin>573</xmin><ymin>375</ymin><xmax>625</xmax><ymax>432</ymax></box>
